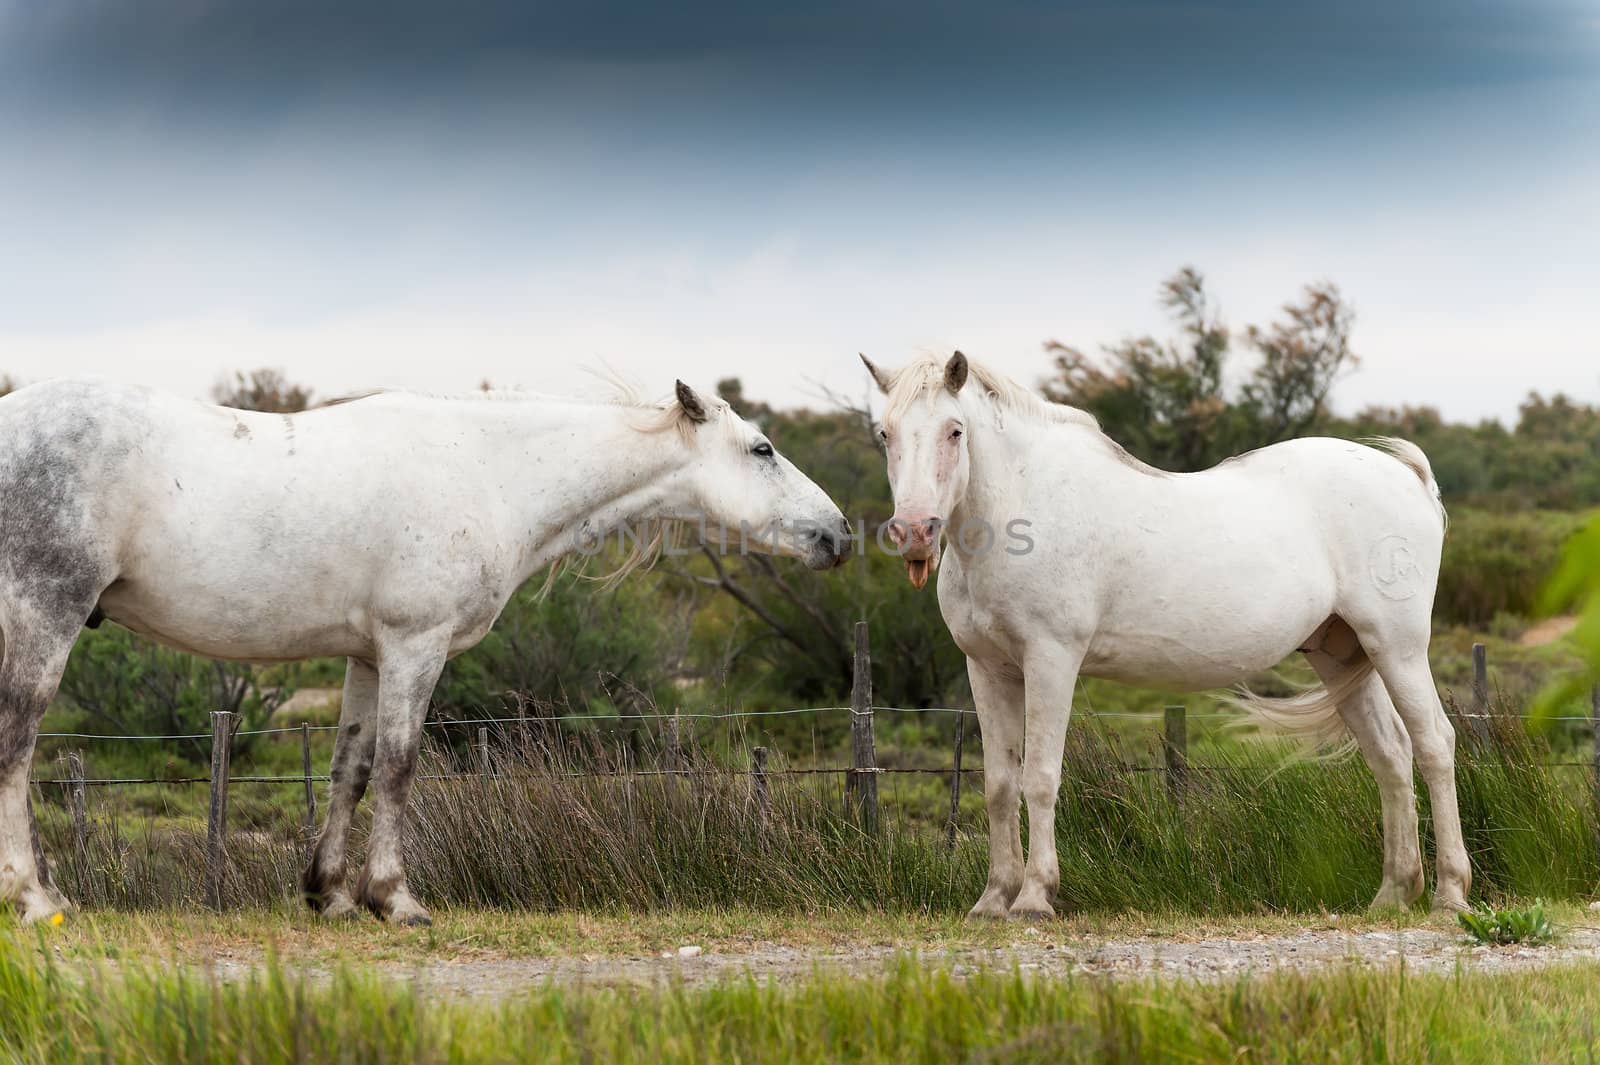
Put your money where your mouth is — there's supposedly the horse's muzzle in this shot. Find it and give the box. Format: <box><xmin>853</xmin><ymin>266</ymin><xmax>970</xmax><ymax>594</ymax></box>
<box><xmin>888</xmin><ymin>515</ymin><xmax>941</xmax><ymax>588</ymax></box>
<box><xmin>803</xmin><ymin>517</ymin><xmax>854</xmax><ymax>571</ymax></box>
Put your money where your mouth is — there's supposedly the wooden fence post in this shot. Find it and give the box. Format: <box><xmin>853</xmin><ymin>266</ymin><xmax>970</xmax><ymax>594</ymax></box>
<box><xmin>626</xmin><ymin>711</ymin><xmax>642</xmax><ymax>770</ymax></box>
<box><xmin>1163</xmin><ymin>705</ymin><xmax>1188</xmax><ymax>801</ymax></box>
<box><xmin>65</xmin><ymin>750</ymin><xmax>89</xmax><ymax>893</ymax></box>
<box><xmin>1469</xmin><ymin>641</ymin><xmax>1491</xmax><ymax>744</ymax></box>
<box><xmin>847</xmin><ymin>621</ymin><xmax>879</xmax><ymax>834</ymax></box>
<box><xmin>665</xmin><ymin>712</ymin><xmax>682</xmax><ymax>773</ymax></box>
<box><xmin>517</xmin><ymin>699</ymin><xmax>532</xmax><ymax>759</ymax></box>
<box><xmin>751</xmin><ymin>745</ymin><xmax>770</xmax><ymax>842</ymax></box>
<box><xmin>300</xmin><ymin>723</ymin><xmax>317</xmax><ymax>856</ymax></box>
<box><xmin>663</xmin><ymin>711</ymin><xmax>683</xmax><ymax>801</ymax></box>
<box><xmin>205</xmin><ymin>710</ymin><xmax>234</xmax><ymax>911</ymax></box>
<box><xmin>945</xmin><ymin>712</ymin><xmax>966</xmax><ymax>851</ymax></box>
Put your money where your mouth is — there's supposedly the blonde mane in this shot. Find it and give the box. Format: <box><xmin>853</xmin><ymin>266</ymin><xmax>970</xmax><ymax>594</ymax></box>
<box><xmin>559</xmin><ymin>370</ymin><xmax>741</xmax><ymax>588</ymax></box>
<box><xmin>326</xmin><ymin>372</ymin><xmax>725</xmax><ymax>444</ymax></box>
<box><xmin>880</xmin><ymin>354</ymin><xmax>1166</xmax><ymax>476</ymax></box>
<box><xmin>881</xmin><ymin>354</ymin><xmax>1101</xmax><ymax>430</ymax></box>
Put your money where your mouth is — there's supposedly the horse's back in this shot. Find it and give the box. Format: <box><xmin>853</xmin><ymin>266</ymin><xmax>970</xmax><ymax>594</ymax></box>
<box><xmin>966</xmin><ymin>432</ymin><xmax>1445</xmax><ymax>688</ymax></box>
<box><xmin>1212</xmin><ymin>436</ymin><xmax>1444</xmax><ymax>552</ymax></box>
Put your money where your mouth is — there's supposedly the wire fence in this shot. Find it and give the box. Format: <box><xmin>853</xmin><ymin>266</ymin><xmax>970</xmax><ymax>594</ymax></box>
<box><xmin>31</xmin><ymin>704</ymin><xmax>1600</xmax><ymax>787</ymax></box>
<box><xmin>27</xmin><ymin>633</ymin><xmax>1600</xmax><ymax>907</ymax></box>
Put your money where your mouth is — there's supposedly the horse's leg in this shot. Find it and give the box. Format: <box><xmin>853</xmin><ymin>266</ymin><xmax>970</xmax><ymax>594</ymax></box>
<box><xmin>1010</xmin><ymin>644</ymin><xmax>1084</xmax><ymax>920</ymax></box>
<box><xmin>27</xmin><ymin>789</ymin><xmax>67</xmax><ymax>912</ymax></box>
<box><xmin>355</xmin><ymin>629</ymin><xmax>449</xmax><ymax>926</ymax></box>
<box><xmin>302</xmin><ymin>658</ymin><xmax>379</xmax><ymax>918</ymax></box>
<box><xmin>966</xmin><ymin>658</ymin><xmax>1025</xmax><ymax>919</ymax></box>
<box><xmin>1365</xmin><ymin>646</ymin><xmax>1471</xmax><ymax>912</ymax></box>
<box><xmin>1305</xmin><ymin>645</ymin><xmax>1424</xmax><ymax>909</ymax></box>
<box><xmin>4</xmin><ymin>623</ymin><xmax>66</xmax><ymax>911</ymax></box>
<box><xmin>0</xmin><ymin>613</ymin><xmax>79</xmax><ymax>924</ymax></box>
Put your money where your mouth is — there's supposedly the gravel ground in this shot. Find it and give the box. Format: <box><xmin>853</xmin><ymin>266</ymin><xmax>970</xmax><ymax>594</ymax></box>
<box><xmin>198</xmin><ymin>925</ymin><xmax>1600</xmax><ymax>997</ymax></box>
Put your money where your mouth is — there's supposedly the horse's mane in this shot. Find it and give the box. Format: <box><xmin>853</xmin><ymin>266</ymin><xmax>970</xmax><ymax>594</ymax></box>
<box><xmin>881</xmin><ymin>354</ymin><xmax>1100</xmax><ymax>430</ymax></box>
<box><xmin>328</xmin><ymin>373</ymin><xmax>734</xmax><ymax>587</ymax></box>
<box><xmin>881</xmin><ymin>354</ymin><xmax>1167</xmax><ymax>476</ymax></box>
<box><xmin>322</xmin><ymin>370</ymin><xmax>725</xmax><ymax>444</ymax></box>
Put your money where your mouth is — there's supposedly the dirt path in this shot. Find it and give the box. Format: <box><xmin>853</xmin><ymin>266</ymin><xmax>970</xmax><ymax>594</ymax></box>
<box><xmin>201</xmin><ymin>925</ymin><xmax>1600</xmax><ymax>996</ymax></box>
<box><xmin>1520</xmin><ymin>614</ymin><xmax>1578</xmax><ymax>647</ymax></box>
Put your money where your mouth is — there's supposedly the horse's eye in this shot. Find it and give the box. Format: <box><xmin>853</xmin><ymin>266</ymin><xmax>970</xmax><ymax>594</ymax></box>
<box><xmin>752</xmin><ymin>442</ymin><xmax>774</xmax><ymax>459</ymax></box>
<box><xmin>950</xmin><ymin>428</ymin><xmax>963</xmax><ymax>440</ymax></box>
<box><xmin>877</xmin><ymin>429</ymin><xmax>889</xmax><ymax>444</ymax></box>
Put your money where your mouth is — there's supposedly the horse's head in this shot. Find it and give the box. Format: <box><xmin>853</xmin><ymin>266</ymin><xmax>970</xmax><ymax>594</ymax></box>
<box><xmin>860</xmin><ymin>351</ymin><xmax>972</xmax><ymax>589</ymax></box>
<box><xmin>669</xmin><ymin>381</ymin><xmax>852</xmax><ymax>571</ymax></box>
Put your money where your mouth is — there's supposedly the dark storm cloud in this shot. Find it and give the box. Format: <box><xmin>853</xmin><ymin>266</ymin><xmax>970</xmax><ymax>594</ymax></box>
<box><xmin>5</xmin><ymin>0</ymin><xmax>1594</xmax><ymax>122</ymax></box>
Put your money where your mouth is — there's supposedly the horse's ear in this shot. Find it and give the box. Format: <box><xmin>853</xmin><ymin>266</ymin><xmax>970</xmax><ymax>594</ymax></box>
<box><xmin>944</xmin><ymin>351</ymin><xmax>969</xmax><ymax>395</ymax></box>
<box><xmin>859</xmin><ymin>353</ymin><xmax>892</xmax><ymax>394</ymax></box>
<box><xmin>675</xmin><ymin>380</ymin><xmax>710</xmax><ymax>424</ymax></box>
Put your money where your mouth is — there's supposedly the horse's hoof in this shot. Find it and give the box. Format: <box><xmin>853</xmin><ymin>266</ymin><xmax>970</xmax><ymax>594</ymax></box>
<box><xmin>397</xmin><ymin>913</ymin><xmax>433</xmax><ymax>928</ymax></box>
<box><xmin>319</xmin><ymin>895</ymin><xmax>361</xmax><ymax>921</ymax></box>
<box><xmin>1431</xmin><ymin>894</ymin><xmax>1470</xmax><ymax>915</ymax></box>
<box><xmin>20</xmin><ymin>906</ymin><xmax>67</xmax><ymax>928</ymax></box>
<box><xmin>15</xmin><ymin>887</ymin><xmax>68</xmax><ymax>927</ymax></box>
<box><xmin>1367</xmin><ymin>889</ymin><xmax>1413</xmax><ymax>914</ymax></box>
<box><xmin>1007</xmin><ymin>906</ymin><xmax>1057</xmax><ymax>923</ymax></box>
<box><xmin>967</xmin><ymin>886</ymin><xmax>1020</xmax><ymax>921</ymax></box>
<box><xmin>1007</xmin><ymin>884</ymin><xmax>1058</xmax><ymax>921</ymax></box>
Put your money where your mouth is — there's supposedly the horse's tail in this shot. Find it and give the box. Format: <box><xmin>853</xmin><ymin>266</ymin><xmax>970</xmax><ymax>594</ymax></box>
<box><xmin>1362</xmin><ymin>436</ymin><xmax>1447</xmax><ymax>532</ymax></box>
<box><xmin>1225</xmin><ymin>652</ymin><xmax>1375</xmax><ymax>756</ymax></box>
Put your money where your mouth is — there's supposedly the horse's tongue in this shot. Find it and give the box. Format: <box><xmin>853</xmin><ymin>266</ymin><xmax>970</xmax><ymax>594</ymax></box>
<box><xmin>907</xmin><ymin>559</ymin><xmax>930</xmax><ymax>589</ymax></box>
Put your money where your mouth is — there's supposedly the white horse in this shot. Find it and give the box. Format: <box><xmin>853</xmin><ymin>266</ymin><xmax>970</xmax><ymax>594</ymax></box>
<box><xmin>0</xmin><ymin>377</ymin><xmax>850</xmax><ymax>925</ymax></box>
<box><xmin>861</xmin><ymin>351</ymin><xmax>1467</xmax><ymax>919</ymax></box>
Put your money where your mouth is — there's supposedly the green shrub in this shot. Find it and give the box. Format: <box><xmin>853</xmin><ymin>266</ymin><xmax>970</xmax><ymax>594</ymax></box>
<box><xmin>434</xmin><ymin>568</ymin><xmax>679</xmax><ymax>720</ymax></box>
<box><xmin>1458</xmin><ymin>900</ymin><xmax>1555</xmax><ymax>946</ymax></box>
<box><xmin>1436</xmin><ymin>508</ymin><xmax>1589</xmax><ymax>627</ymax></box>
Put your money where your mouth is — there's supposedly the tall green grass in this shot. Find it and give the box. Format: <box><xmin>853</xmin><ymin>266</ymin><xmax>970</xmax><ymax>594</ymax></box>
<box><xmin>5</xmin><ymin>935</ymin><xmax>1600</xmax><ymax>1064</ymax></box>
<box><xmin>33</xmin><ymin>702</ymin><xmax>1600</xmax><ymax>915</ymax></box>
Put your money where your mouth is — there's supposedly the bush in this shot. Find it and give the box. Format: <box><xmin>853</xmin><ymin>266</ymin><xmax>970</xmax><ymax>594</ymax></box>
<box><xmin>433</xmin><ymin>568</ymin><xmax>681</xmax><ymax>720</ymax></box>
<box><xmin>1435</xmin><ymin>508</ymin><xmax>1589</xmax><ymax>627</ymax></box>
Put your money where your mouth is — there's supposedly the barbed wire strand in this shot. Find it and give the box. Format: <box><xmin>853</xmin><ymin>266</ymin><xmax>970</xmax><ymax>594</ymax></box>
<box><xmin>37</xmin><ymin>703</ymin><xmax>1591</xmax><ymax>743</ymax></box>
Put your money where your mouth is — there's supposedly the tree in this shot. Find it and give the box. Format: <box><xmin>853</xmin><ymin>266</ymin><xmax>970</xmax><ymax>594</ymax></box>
<box><xmin>1339</xmin><ymin>394</ymin><xmax>1600</xmax><ymax>510</ymax></box>
<box><xmin>1240</xmin><ymin>280</ymin><xmax>1356</xmax><ymax>442</ymax></box>
<box><xmin>212</xmin><ymin>368</ymin><xmax>314</xmax><ymax>413</ymax></box>
<box><xmin>669</xmin><ymin>383</ymin><xmax>969</xmax><ymax>709</ymax></box>
<box><xmin>1041</xmin><ymin>268</ymin><xmax>1359</xmax><ymax>471</ymax></box>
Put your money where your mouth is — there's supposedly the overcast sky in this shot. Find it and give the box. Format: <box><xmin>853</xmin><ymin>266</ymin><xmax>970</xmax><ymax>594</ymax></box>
<box><xmin>2</xmin><ymin>1</ymin><xmax>1595</xmax><ymax>423</ymax></box>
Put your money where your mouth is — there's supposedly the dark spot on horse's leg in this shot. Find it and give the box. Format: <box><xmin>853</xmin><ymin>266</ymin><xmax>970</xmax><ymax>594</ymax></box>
<box><xmin>346</xmin><ymin>722</ymin><xmax>361</xmax><ymax>737</ymax></box>
<box><xmin>355</xmin><ymin>866</ymin><xmax>397</xmax><ymax>919</ymax></box>
<box><xmin>301</xmin><ymin>855</ymin><xmax>338</xmax><ymax>912</ymax></box>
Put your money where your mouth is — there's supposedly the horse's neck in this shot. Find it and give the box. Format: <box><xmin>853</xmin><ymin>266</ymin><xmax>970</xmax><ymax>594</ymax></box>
<box><xmin>468</xmin><ymin>401</ymin><xmax>694</xmax><ymax>580</ymax></box>
<box><xmin>948</xmin><ymin>413</ymin><xmax>1134</xmax><ymax>564</ymax></box>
